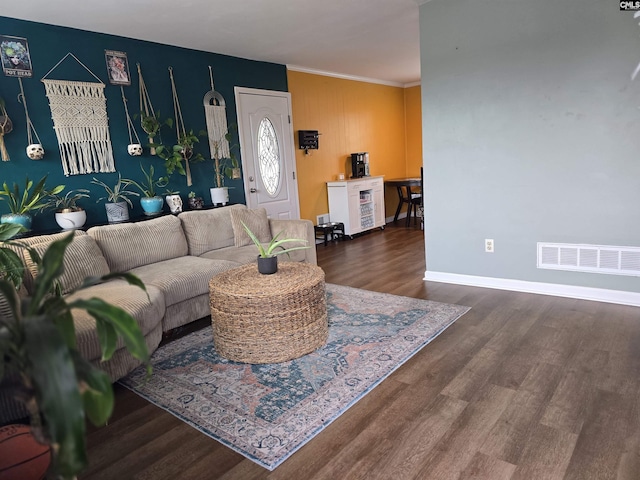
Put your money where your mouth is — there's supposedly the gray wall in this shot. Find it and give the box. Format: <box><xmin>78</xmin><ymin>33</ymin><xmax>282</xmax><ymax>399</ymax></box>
<box><xmin>420</xmin><ymin>0</ymin><xmax>640</xmax><ymax>292</ymax></box>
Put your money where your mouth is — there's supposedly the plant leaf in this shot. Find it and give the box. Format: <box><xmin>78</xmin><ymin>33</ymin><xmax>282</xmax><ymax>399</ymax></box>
<box><xmin>0</xmin><ymin>246</ymin><xmax>25</xmax><ymax>287</ymax></box>
<box><xmin>30</xmin><ymin>233</ymin><xmax>75</xmax><ymax>312</ymax></box>
<box><xmin>24</xmin><ymin>315</ymin><xmax>87</xmax><ymax>478</ymax></box>
<box><xmin>66</xmin><ymin>298</ymin><xmax>150</xmax><ymax>364</ymax></box>
<box><xmin>71</xmin><ymin>351</ymin><xmax>114</xmax><ymax>426</ymax></box>
<box><xmin>94</xmin><ymin>317</ymin><xmax>118</xmax><ymax>361</ymax></box>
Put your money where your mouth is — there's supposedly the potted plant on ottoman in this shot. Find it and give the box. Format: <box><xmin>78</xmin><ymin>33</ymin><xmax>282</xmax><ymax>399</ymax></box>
<box><xmin>242</xmin><ymin>221</ymin><xmax>310</xmax><ymax>274</ymax></box>
<box><xmin>0</xmin><ymin>175</ymin><xmax>64</xmax><ymax>231</ymax></box>
<box><xmin>41</xmin><ymin>188</ymin><xmax>90</xmax><ymax>230</ymax></box>
<box><xmin>91</xmin><ymin>173</ymin><xmax>139</xmax><ymax>223</ymax></box>
<box><xmin>122</xmin><ymin>164</ymin><xmax>168</xmax><ymax>216</ymax></box>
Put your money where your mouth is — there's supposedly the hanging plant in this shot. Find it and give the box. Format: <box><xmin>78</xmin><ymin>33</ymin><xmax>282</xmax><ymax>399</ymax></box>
<box><xmin>154</xmin><ymin>129</ymin><xmax>206</xmax><ymax>179</ymax></box>
<box><xmin>137</xmin><ymin>63</ymin><xmax>171</xmax><ymax>155</ymax></box>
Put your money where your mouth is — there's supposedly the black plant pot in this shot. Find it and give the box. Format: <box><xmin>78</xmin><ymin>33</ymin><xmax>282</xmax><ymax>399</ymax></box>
<box><xmin>257</xmin><ymin>256</ymin><xmax>278</xmax><ymax>275</ymax></box>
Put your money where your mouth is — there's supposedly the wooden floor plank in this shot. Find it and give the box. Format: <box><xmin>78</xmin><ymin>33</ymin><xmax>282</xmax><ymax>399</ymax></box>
<box><xmin>458</xmin><ymin>452</ymin><xmax>516</xmax><ymax>480</ymax></box>
<box><xmin>79</xmin><ymin>224</ymin><xmax>640</xmax><ymax>480</ymax></box>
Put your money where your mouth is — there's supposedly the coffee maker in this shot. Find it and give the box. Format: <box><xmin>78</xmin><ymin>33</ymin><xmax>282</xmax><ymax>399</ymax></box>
<box><xmin>351</xmin><ymin>152</ymin><xmax>370</xmax><ymax>178</ymax></box>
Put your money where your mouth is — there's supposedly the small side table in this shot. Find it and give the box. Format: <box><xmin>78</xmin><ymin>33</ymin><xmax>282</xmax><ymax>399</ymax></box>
<box><xmin>314</xmin><ymin>222</ymin><xmax>345</xmax><ymax>246</ymax></box>
<box><xmin>209</xmin><ymin>263</ymin><xmax>328</xmax><ymax>363</ymax></box>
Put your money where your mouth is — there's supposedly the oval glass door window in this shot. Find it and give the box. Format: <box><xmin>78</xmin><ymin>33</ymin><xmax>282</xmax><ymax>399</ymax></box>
<box><xmin>257</xmin><ymin>117</ymin><xmax>280</xmax><ymax>197</ymax></box>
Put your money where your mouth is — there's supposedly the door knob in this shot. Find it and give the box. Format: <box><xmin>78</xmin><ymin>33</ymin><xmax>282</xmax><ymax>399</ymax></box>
<box><xmin>250</xmin><ymin>188</ymin><xmax>257</xmax><ymax>193</ymax></box>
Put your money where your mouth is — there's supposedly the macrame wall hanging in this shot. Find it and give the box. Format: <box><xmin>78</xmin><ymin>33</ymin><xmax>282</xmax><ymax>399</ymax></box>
<box><xmin>41</xmin><ymin>53</ymin><xmax>115</xmax><ymax>176</ymax></box>
<box><xmin>203</xmin><ymin>66</ymin><xmax>230</xmax><ymax>161</ymax></box>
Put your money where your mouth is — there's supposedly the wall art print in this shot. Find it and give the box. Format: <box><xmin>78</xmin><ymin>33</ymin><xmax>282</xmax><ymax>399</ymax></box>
<box><xmin>105</xmin><ymin>50</ymin><xmax>131</xmax><ymax>86</ymax></box>
<box><xmin>0</xmin><ymin>35</ymin><xmax>33</xmax><ymax>77</ymax></box>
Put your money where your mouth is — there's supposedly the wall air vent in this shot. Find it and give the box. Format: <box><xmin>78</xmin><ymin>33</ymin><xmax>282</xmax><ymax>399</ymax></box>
<box><xmin>537</xmin><ymin>243</ymin><xmax>640</xmax><ymax>277</ymax></box>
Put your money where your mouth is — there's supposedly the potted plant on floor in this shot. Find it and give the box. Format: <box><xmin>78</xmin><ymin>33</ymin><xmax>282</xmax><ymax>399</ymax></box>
<box><xmin>122</xmin><ymin>164</ymin><xmax>169</xmax><ymax>216</ymax></box>
<box><xmin>0</xmin><ymin>229</ymin><xmax>151</xmax><ymax>479</ymax></box>
<box><xmin>91</xmin><ymin>173</ymin><xmax>139</xmax><ymax>223</ymax></box>
<box><xmin>40</xmin><ymin>188</ymin><xmax>90</xmax><ymax>230</ymax></box>
<box><xmin>241</xmin><ymin>221</ymin><xmax>310</xmax><ymax>274</ymax></box>
<box><xmin>0</xmin><ymin>175</ymin><xmax>64</xmax><ymax>231</ymax></box>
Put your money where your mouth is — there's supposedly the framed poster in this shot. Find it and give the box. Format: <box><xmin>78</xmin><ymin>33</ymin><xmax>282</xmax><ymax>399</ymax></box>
<box><xmin>0</xmin><ymin>35</ymin><xmax>33</xmax><ymax>77</ymax></box>
<box><xmin>105</xmin><ymin>50</ymin><xmax>131</xmax><ymax>86</ymax></box>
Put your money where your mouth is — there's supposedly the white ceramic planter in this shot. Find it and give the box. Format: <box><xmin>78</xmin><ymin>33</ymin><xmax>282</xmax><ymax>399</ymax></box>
<box><xmin>165</xmin><ymin>194</ymin><xmax>183</xmax><ymax>214</ymax></box>
<box><xmin>26</xmin><ymin>143</ymin><xmax>45</xmax><ymax>160</ymax></box>
<box><xmin>55</xmin><ymin>209</ymin><xmax>87</xmax><ymax>230</ymax></box>
<box><xmin>210</xmin><ymin>187</ymin><xmax>229</xmax><ymax>206</ymax></box>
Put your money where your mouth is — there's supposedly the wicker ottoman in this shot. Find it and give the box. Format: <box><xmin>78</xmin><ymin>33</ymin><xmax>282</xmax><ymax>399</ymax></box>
<box><xmin>209</xmin><ymin>262</ymin><xmax>327</xmax><ymax>363</ymax></box>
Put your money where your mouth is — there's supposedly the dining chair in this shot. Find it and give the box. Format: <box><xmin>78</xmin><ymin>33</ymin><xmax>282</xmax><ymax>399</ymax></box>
<box><xmin>406</xmin><ymin>168</ymin><xmax>423</xmax><ymax>227</ymax></box>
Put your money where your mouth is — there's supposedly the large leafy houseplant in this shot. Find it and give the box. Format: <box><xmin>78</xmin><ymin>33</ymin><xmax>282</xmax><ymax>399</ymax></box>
<box><xmin>122</xmin><ymin>164</ymin><xmax>169</xmax><ymax>198</ymax></box>
<box><xmin>0</xmin><ymin>175</ymin><xmax>65</xmax><ymax>215</ymax></box>
<box><xmin>0</xmin><ymin>226</ymin><xmax>151</xmax><ymax>478</ymax></box>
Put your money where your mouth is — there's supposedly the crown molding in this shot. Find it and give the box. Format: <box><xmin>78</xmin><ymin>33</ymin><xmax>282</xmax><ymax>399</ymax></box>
<box><xmin>287</xmin><ymin>65</ymin><xmax>419</xmax><ymax>88</ymax></box>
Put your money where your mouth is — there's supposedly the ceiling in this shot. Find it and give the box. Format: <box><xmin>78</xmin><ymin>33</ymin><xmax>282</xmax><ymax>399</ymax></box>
<box><xmin>3</xmin><ymin>0</ymin><xmax>422</xmax><ymax>86</ymax></box>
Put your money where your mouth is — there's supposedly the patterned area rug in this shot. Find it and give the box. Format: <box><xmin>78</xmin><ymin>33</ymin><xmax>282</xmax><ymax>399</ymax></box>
<box><xmin>120</xmin><ymin>284</ymin><xmax>470</xmax><ymax>470</ymax></box>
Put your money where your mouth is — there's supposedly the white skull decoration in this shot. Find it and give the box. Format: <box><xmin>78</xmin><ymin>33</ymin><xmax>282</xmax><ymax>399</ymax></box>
<box><xmin>127</xmin><ymin>143</ymin><xmax>143</xmax><ymax>156</ymax></box>
<box><xmin>26</xmin><ymin>143</ymin><xmax>45</xmax><ymax>160</ymax></box>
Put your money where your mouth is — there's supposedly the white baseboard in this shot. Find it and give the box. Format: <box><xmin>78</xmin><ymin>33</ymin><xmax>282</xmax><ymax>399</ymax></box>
<box><xmin>423</xmin><ymin>271</ymin><xmax>640</xmax><ymax>307</ymax></box>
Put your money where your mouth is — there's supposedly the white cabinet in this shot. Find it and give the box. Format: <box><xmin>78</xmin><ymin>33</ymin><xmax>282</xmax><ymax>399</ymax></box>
<box><xmin>327</xmin><ymin>176</ymin><xmax>385</xmax><ymax>236</ymax></box>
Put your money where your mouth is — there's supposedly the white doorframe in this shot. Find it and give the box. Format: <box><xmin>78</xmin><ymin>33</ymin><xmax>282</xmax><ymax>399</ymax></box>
<box><xmin>234</xmin><ymin>86</ymin><xmax>300</xmax><ymax>219</ymax></box>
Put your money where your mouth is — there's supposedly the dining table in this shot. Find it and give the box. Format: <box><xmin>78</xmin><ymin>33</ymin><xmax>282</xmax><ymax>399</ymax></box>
<box><xmin>384</xmin><ymin>177</ymin><xmax>422</xmax><ymax>224</ymax></box>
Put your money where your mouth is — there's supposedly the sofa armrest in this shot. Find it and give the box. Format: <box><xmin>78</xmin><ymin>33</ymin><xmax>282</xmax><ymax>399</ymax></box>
<box><xmin>268</xmin><ymin>219</ymin><xmax>317</xmax><ymax>265</ymax></box>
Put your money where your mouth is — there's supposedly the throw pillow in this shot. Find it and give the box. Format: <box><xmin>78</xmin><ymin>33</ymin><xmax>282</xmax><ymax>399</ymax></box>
<box><xmin>229</xmin><ymin>208</ymin><xmax>272</xmax><ymax>247</ymax></box>
<box><xmin>24</xmin><ymin>235</ymin><xmax>111</xmax><ymax>295</ymax></box>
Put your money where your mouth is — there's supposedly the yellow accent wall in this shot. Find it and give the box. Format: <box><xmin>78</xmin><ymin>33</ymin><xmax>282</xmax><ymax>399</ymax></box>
<box><xmin>287</xmin><ymin>70</ymin><xmax>421</xmax><ymax>222</ymax></box>
<box><xmin>404</xmin><ymin>85</ymin><xmax>423</xmax><ymax>177</ymax></box>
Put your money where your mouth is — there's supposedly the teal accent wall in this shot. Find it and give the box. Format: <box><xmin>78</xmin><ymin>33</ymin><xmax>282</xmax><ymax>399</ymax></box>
<box><xmin>0</xmin><ymin>16</ymin><xmax>288</xmax><ymax>232</ymax></box>
<box><xmin>420</xmin><ymin>0</ymin><xmax>640</xmax><ymax>293</ymax></box>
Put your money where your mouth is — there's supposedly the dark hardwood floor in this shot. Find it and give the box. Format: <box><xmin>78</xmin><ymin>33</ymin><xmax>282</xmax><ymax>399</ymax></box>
<box><xmin>81</xmin><ymin>223</ymin><xmax>640</xmax><ymax>480</ymax></box>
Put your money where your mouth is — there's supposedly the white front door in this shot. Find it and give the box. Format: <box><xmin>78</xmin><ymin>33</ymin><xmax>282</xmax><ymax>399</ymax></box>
<box><xmin>235</xmin><ymin>87</ymin><xmax>300</xmax><ymax>220</ymax></box>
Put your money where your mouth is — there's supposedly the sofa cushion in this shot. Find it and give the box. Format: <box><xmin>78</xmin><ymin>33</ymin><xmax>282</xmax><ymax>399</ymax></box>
<box><xmin>88</xmin><ymin>215</ymin><xmax>188</xmax><ymax>272</ymax></box>
<box><xmin>23</xmin><ymin>235</ymin><xmax>110</xmax><ymax>295</ymax></box>
<box><xmin>127</xmin><ymin>256</ymin><xmax>239</xmax><ymax>307</ymax></box>
<box><xmin>3</xmin><ymin>230</ymin><xmax>88</xmax><ymax>294</ymax></box>
<box><xmin>178</xmin><ymin>204</ymin><xmax>245</xmax><ymax>256</ymax></box>
<box><xmin>229</xmin><ymin>207</ymin><xmax>271</xmax><ymax>247</ymax></box>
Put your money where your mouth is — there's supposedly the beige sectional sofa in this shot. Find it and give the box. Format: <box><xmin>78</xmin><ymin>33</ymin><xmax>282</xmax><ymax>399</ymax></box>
<box><xmin>9</xmin><ymin>204</ymin><xmax>316</xmax><ymax>382</ymax></box>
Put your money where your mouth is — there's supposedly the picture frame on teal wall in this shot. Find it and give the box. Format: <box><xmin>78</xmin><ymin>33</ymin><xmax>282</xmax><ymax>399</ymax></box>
<box><xmin>0</xmin><ymin>35</ymin><xmax>32</xmax><ymax>78</ymax></box>
<box><xmin>105</xmin><ymin>49</ymin><xmax>130</xmax><ymax>86</ymax></box>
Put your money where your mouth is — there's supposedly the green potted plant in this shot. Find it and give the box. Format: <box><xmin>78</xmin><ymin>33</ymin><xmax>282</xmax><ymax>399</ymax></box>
<box><xmin>187</xmin><ymin>191</ymin><xmax>204</xmax><ymax>210</ymax></box>
<box><xmin>154</xmin><ymin>129</ymin><xmax>206</xmax><ymax>188</ymax></box>
<box><xmin>241</xmin><ymin>221</ymin><xmax>310</xmax><ymax>274</ymax></box>
<box><xmin>122</xmin><ymin>164</ymin><xmax>168</xmax><ymax>216</ymax></box>
<box><xmin>40</xmin><ymin>188</ymin><xmax>90</xmax><ymax>230</ymax></box>
<box><xmin>91</xmin><ymin>174</ymin><xmax>139</xmax><ymax>223</ymax></box>
<box><xmin>0</xmin><ymin>175</ymin><xmax>64</xmax><ymax>231</ymax></box>
<box><xmin>0</xmin><ymin>229</ymin><xmax>150</xmax><ymax>479</ymax></box>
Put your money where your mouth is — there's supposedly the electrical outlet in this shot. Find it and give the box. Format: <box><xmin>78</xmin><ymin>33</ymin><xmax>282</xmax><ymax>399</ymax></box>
<box><xmin>485</xmin><ymin>239</ymin><xmax>494</xmax><ymax>253</ymax></box>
